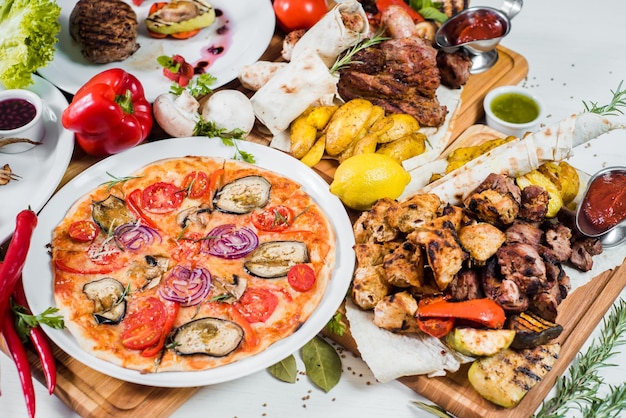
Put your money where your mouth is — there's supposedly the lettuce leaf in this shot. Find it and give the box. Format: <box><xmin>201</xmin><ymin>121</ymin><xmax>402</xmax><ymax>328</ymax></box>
<box><xmin>0</xmin><ymin>0</ymin><xmax>61</xmax><ymax>89</ymax></box>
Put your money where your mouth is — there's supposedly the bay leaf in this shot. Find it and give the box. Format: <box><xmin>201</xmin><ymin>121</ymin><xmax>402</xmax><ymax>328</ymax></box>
<box><xmin>268</xmin><ymin>355</ymin><xmax>297</xmax><ymax>383</ymax></box>
<box><xmin>301</xmin><ymin>336</ymin><xmax>342</xmax><ymax>392</ymax></box>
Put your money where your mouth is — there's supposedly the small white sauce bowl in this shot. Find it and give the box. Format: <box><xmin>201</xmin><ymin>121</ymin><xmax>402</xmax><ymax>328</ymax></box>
<box><xmin>0</xmin><ymin>89</ymin><xmax>46</xmax><ymax>154</ymax></box>
<box><xmin>483</xmin><ymin>85</ymin><xmax>545</xmax><ymax>138</ymax></box>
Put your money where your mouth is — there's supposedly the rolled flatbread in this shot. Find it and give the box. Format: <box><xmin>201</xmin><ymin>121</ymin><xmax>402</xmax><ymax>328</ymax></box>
<box><xmin>290</xmin><ymin>0</ymin><xmax>370</xmax><ymax>67</ymax></box>
<box><xmin>250</xmin><ymin>48</ymin><xmax>338</xmax><ymax>141</ymax></box>
<box><xmin>238</xmin><ymin>61</ymin><xmax>288</xmax><ymax>92</ymax></box>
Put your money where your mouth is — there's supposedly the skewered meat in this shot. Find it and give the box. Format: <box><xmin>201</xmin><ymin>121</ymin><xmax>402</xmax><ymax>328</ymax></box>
<box><xmin>383</xmin><ymin>241</ymin><xmax>426</xmax><ymax>288</ymax></box>
<box><xmin>542</xmin><ymin>222</ymin><xmax>573</xmax><ymax>263</ymax></box>
<box><xmin>69</xmin><ymin>0</ymin><xmax>140</xmax><ymax>64</ymax></box>
<box><xmin>386</xmin><ymin>193</ymin><xmax>441</xmax><ymax>233</ymax></box>
<box><xmin>519</xmin><ymin>185</ymin><xmax>549</xmax><ymax>222</ymax></box>
<box><xmin>464</xmin><ymin>173</ymin><xmax>522</xmax><ymax>226</ymax></box>
<box><xmin>497</xmin><ymin>243</ymin><xmax>548</xmax><ymax>295</ymax></box>
<box><xmin>337</xmin><ymin>37</ymin><xmax>448</xmax><ymax>127</ymax></box>
<box><xmin>354</xmin><ymin>241</ymin><xmax>400</xmax><ymax>266</ymax></box>
<box><xmin>373</xmin><ymin>291</ymin><xmax>420</xmax><ymax>333</ymax></box>
<box><xmin>458</xmin><ymin>222</ymin><xmax>506</xmax><ymax>264</ymax></box>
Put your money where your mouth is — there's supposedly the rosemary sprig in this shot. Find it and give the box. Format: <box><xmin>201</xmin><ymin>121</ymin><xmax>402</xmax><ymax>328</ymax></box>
<box><xmin>583</xmin><ymin>80</ymin><xmax>626</xmax><ymax>116</ymax></box>
<box><xmin>329</xmin><ymin>31</ymin><xmax>389</xmax><ymax>74</ymax></box>
<box><xmin>101</xmin><ymin>172</ymin><xmax>141</xmax><ymax>191</ymax></box>
<box><xmin>534</xmin><ymin>298</ymin><xmax>626</xmax><ymax>418</ymax></box>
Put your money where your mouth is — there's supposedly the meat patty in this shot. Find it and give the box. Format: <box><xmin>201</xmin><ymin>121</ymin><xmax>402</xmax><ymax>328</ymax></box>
<box><xmin>70</xmin><ymin>0</ymin><xmax>140</xmax><ymax>64</ymax></box>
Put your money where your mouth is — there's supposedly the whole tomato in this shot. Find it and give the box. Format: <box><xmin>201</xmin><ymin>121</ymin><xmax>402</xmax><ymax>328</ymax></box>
<box><xmin>273</xmin><ymin>0</ymin><xmax>328</xmax><ymax>33</ymax></box>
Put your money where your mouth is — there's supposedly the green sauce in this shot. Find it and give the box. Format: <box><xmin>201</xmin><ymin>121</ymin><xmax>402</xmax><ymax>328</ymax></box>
<box><xmin>490</xmin><ymin>92</ymin><xmax>540</xmax><ymax>124</ymax></box>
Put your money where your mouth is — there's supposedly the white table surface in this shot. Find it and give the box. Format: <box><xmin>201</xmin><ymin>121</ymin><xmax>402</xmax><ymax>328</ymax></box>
<box><xmin>3</xmin><ymin>1</ymin><xmax>626</xmax><ymax>417</ymax></box>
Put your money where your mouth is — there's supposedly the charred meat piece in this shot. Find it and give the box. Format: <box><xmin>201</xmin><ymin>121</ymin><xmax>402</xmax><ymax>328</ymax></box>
<box><xmin>373</xmin><ymin>291</ymin><xmax>420</xmax><ymax>333</ymax></box>
<box><xmin>505</xmin><ymin>221</ymin><xmax>544</xmax><ymax>246</ymax></box>
<box><xmin>437</xmin><ymin>49</ymin><xmax>472</xmax><ymax>89</ymax></box>
<box><xmin>464</xmin><ymin>173</ymin><xmax>522</xmax><ymax>226</ymax></box>
<box><xmin>408</xmin><ymin>220</ymin><xmax>468</xmax><ymax>291</ymax></box>
<box><xmin>482</xmin><ymin>258</ymin><xmax>529</xmax><ymax>313</ymax></box>
<box><xmin>386</xmin><ymin>193</ymin><xmax>441</xmax><ymax>233</ymax></box>
<box><xmin>542</xmin><ymin>221</ymin><xmax>573</xmax><ymax>263</ymax></box>
<box><xmin>445</xmin><ymin>268</ymin><xmax>484</xmax><ymax>301</ymax></box>
<box><xmin>338</xmin><ymin>37</ymin><xmax>448</xmax><ymax>127</ymax></box>
<box><xmin>383</xmin><ymin>241</ymin><xmax>425</xmax><ymax>288</ymax></box>
<box><xmin>353</xmin><ymin>197</ymin><xmax>400</xmax><ymax>243</ymax></box>
<box><xmin>519</xmin><ymin>185</ymin><xmax>549</xmax><ymax>222</ymax></box>
<box><xmin>70</xmin><ymin>0</ymin><xmax>139</xmax><ymax>64</ymax></box>
<box><xmin>352</xmin><ymin>265</ymin><xmax>392</xmax><ymax>310</ymax></box>
<box><xmin>569</xmin><ymin>240</ymin><xmax>595</xmax><ymax>271</ymax></box>
<box><xmin>496</xmin><ymin>243</ymin><xmax>548</xmax><ymax>295</ymax></box>
<box><xmin>354</xmin><ymin>241</ymin><xmax>399</xmax><ymax>267</ymax></box>
<box><xmin>458</xmin><ymin>222</ymin><xmax>506</xmax><ymax>264</ymax></box>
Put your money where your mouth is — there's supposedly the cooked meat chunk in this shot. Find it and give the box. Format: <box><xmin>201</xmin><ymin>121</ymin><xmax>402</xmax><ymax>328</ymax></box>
<box><xmin>70</xmin><ymin>0</ymin><xmax>139</xmax><ymax>64</ymax></box>
<box><xmin>373</xmin><ymin>291</ymin><xmax>420</xmax><ymax>333</ymax></box>
<box><xmin>465</xmin><ymin>188</ymin><xmax>520</xmax><ymax>226</ymax></box>
<box><xmin>519</xmin><ymin>185</ymin><xmax>549</xmax><ymax>222</ymax></box>
<box><xmin>387</xmin><ymin>193</ymin><xmax>441</xmax><ymax>233</ymax></box>
<box><xmin>569</xmin><ymin>240</ymin><xmax>595</xmax><ymax>272</ymax></box>
<box><xmin>337</xmin><ymin>37</ymin><xmax>448</xmax><ymax>127</ymax></box>
<box><xmin>437</xmin><ymin>49</ymin><xmax>472</xmax><ymax>89</ymax></box>
<box><xmin>543</xmin><ymin>222</ymin><xmax>573</xmax><ymax>263</ymax></box>
<box><xmin>505</xmin><ymin>221</ymin><xmax>544</xmax><ymax>246</ymax></box>
<box><xmin>408</xmin><ymin>221</ymin><xmax>468</xmax><ymax>290</ymax></box>
<box><xmin>353</xmin><ymin>198</ymin><xmax>399</xmax><ymax>243</ymax></box>
<box><xmin>445</xmin><ymin>268</ymin><xmax>484</xmax><ymax>301</ymax></box>
<box><xmin>354</xmin><ymin>241</ymin><xmax>399</xmax><ymax>266</ymax></box>
<box><xmin>497</xmin><ymin>243</ymin><xmax>547</xmax><ymax>295</ymax></box>
<box><xmin>281</xmin><ymin>29</ymin><xmax>306</xmax><ymax>61</ymax></box>
<box><xmin>530</xmin><ymin>284</ymin><xmax>562</xmax><ymax>322</ymax></box>
<box><xmin>351</xmin><ymin>265</ymin><xmax>392</xmax><ymax>310</ymax></box>
<box><xmin>482</xmin><ymin>258</ymin><xmax>529</xmax><ymax>313</ymax></box>
<box><xmin>458</xmin><ymin>222</ymin><xmax>506</xmax><ymax>264</ymax></box>
<box><xmin>383</xmin><ymin>241</ymin><xmax>425</xmax><ymax>288</ymax></box>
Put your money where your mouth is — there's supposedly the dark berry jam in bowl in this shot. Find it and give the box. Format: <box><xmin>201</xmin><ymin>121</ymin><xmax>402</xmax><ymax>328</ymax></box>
<box><xmin>0</xmin><ymin>89</ymin><xmax>46</xmax><ymax>154</ymax></box>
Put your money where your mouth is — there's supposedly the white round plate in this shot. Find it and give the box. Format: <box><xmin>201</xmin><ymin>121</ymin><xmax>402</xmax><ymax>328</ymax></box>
<box><xmin>38</xmin><ymin>0</ymin><xmax>275</xmax><ymax>102</ymax></box>
<box><xmin>22</xmin><ymin>137</ymin><xmax>355</xmax><ymax>387</ymax></box>
<box><xmin>0</xmin><ymin>75</ymin><xmax>74</xmax><ymax>244</ymax></box>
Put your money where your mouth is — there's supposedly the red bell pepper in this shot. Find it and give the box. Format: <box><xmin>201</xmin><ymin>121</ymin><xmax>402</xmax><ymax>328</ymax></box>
<box><xmin>417</xmin><ymin>298</ymin><xmax>506</xmax><ymax>330</ymax></box>
<box><xmin>61</xmin><ymin>68</ymin><xmax>153</xmax><ymax>156</ymax></box>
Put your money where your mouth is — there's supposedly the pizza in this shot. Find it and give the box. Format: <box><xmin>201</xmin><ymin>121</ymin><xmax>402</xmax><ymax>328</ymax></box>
<box><xmin>51</xmin><ymin>155</ymin><xmax>336</xmax><ymax>373</ymax></box>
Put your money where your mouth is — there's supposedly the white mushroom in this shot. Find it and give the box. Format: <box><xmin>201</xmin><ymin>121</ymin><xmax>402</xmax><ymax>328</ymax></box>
<box><xmin>200</xmin><ymin>90</ymin><xmax>255</xmax><ymax>135</ymax></box>
<box><xmin>153</xmin><ymin>90</ymin><xmax>200</xmax><ymax>137</ymax></box>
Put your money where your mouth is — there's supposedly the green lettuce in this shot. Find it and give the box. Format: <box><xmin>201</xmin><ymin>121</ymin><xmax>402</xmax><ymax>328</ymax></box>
<box><xmin>0</xmin><ymin>0</ymin><xmax>61</xmax><ymax>89</ymax></box>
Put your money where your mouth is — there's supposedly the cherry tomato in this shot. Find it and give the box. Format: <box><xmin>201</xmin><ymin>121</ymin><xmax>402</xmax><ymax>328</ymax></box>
<box><xmin>68</xmin><ymin>220</ymin><xmax>98</xmax><ymax>242</ymax></box>
<box><xmin>273</xmin><ymin>0</ymin><xmax>329</xmax><ymax>32</ymax></box>
<box><xmin>236</xmin><ymin>287</ymin><xmax>278</xmax><ymax>323</ymax></box>
<box><xmin>142</xmin><ymin>182</ymin><xmax>185</xmax><ymax>214</ymax></box>
<box><xmin>416</xmin><ymin>317</ymin><xmax>455</xmax><ymax>338</ymax></box>
<box><xmin>287</xmin><ymin>264</ymin><xmax>316</xmax><ymax>292</ymax></box>
<box><xmin>250</xmin><ymin>205</ymin><xmax>294</xmax><ymax>232</ymax></box>
<box><xmin>375</xmin><ymin>0</ymin><xmax>424</xmax><ymax>22</ymax></box>
<box><xmin>183</xmin><ymin>171</ymin><xmax>210</xmax><ymax>199</ymax></box>
<box><xmin>121</xmin><ymin>297</ymin><xmax>166</xmax><ymax>350</ymax></box>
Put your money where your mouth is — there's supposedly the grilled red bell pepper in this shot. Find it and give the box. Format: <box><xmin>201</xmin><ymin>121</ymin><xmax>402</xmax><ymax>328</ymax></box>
<box><xmin>61</xmin><ymin>68</ymin><xmax>153</xmax><ymax>156</ymax></box>
<box><xmin>417</xmin><ymin>298</ymin><xmax>506</xmax><ymax>330</ymax></box>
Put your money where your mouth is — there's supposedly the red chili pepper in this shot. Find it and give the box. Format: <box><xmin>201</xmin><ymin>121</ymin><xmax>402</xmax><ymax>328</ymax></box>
<box><xmin>417</xmin><ymin>298</ymin><xmax>506</xmax><ymax>329</ymax></box>
<box><xmin>0</xmin><ymin>209</ymin><xmax>38</xmax><ymax>326</ymax></box>
<box><xmin>61</xmin><ymin>68</ymin><xmax>153</xmax><ymax>156</ymax></box>
<box><xmin>12</xmin><ymin>277</ymin><xmax>57</xmax><ymax>394</ymax></box>
<box><xmin>2</xmin><ymin>308</ymin><xmax>36</xmax><ymax>418</ymax></box>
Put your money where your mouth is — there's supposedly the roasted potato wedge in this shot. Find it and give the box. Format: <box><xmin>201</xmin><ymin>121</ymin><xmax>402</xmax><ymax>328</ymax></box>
<box><xmin>376</xmin><ymin>133</ymin><xmax>426</xmax><ymax>162</ymax></box>
<box><xmin>445</xmin><ymin>136</ymin><xmax>515</xmax><ymax>173</ymax></box>
<box><xmin>516</xmin><ymin>170</ymin><xmax>564</xmax><ymax>218</ymax></box>
<box><xmin>377</xmin><ymin>114</ymin><xmax>420</xmax><ymax>144</ymax></box>
<box><xmin>325</xmin><ymin>99</ymin><xmax>378</xmax><ymax>156</ymax></box>
<box><xmin>290</xmin><ymin>105</ymin><xmax>338</xmax><ymax>159</ymax></box>
<box><xmin>299</xmin><ymin>134</ymin><xmax>326</xmax><ymax>167</ymax></box>
<box><xmin>537</xmin><ymin>161</ymin><xmax>580</xmax><ymax>205</ymax></box>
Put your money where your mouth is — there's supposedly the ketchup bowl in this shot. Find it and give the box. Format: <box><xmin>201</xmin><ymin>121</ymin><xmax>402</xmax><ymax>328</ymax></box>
<box><xmin>575</xmin><ymin>166</ymin><xmax>626</xmax><ymax>248</ymax></box>
<box><xmin>0</xmin><ymin>89</ymin><xmax>46</xmax><ymax>154</ymax></box>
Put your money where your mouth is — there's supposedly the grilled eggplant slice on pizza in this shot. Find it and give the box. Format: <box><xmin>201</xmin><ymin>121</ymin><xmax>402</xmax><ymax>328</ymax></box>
<box><xmin>172</xmin><ymin>317</ymin><xmax>244</xmax><ymax>357</ymax></box>
<box><xmin>83</xmin><ymin>277</ymin><xmax>127</xmax><ymax>325</ymax></box>
<box><xmin>244</xmin><ymin>241</ymin><xmax>309</xmax><ymax>278</ymax></box>
<box><xmin>213</xmin><ymin>175</ymin><xmax>271</xmax><ymax>214</ymax></box>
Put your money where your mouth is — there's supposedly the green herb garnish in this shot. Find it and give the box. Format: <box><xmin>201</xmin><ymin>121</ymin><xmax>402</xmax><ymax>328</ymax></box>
<box><xmin>409</xmin><ymin>0</ymin><xmax>450</xmax><ymax>23</ymax></box>
<box><xmin>171</xmin><ymin>73</ymin><xmax>217</xmax><ymax>99</ymax></box>
<box><xmin>583</xmin><ymin>80</ymin><xmax>626</xmax><ymax>116</ymax></box>
<box><xmin>325</xmin><ymin>312</ymin><xmax>346</xmax><ymax>336</ymax></box>
<box><xmin>101</xmin><ymin>172</ymin><xmax>141</xmax><ymax>191</ymax></box>
<box><xmin>11</xmin><ymin>301</ymin><xmax>65</xmax><ymax>341</ymax></box>
<box><xmin>534</xmin><ymin>298</ymin><xmax>626</xmax><ymax>418</ymax></box>
<box><xmin>195</xmin><ymin>119</ymin><xmax>255</xmax><ymax>163</ymax></box>
<box><xmin>330</xmin><ymin>32</ymin><xmax>389</xmax><ymax>74</ymax></box>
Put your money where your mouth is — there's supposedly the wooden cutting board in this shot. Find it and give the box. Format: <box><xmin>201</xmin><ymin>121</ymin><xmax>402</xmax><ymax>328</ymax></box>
<box><xmin>12</xmin><ymin>35</ymin><xmax>533</xmax><ymax>418</ymax></box>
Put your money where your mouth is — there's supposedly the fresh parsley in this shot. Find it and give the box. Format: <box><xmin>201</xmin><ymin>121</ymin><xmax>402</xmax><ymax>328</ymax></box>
<box><xmin>11</xmin><ymin>300</ymin><xmax>65</xmax><ymax>341</ymax></box>
<box><xmin>170</xmin><ymin>73</ymin><xmax>217</xmax><ymax>99</ymax></box>
<box><xmin>195</xmin><ymin>119</ymin><xmax>255</xmax><ymax>163</ymax></box>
